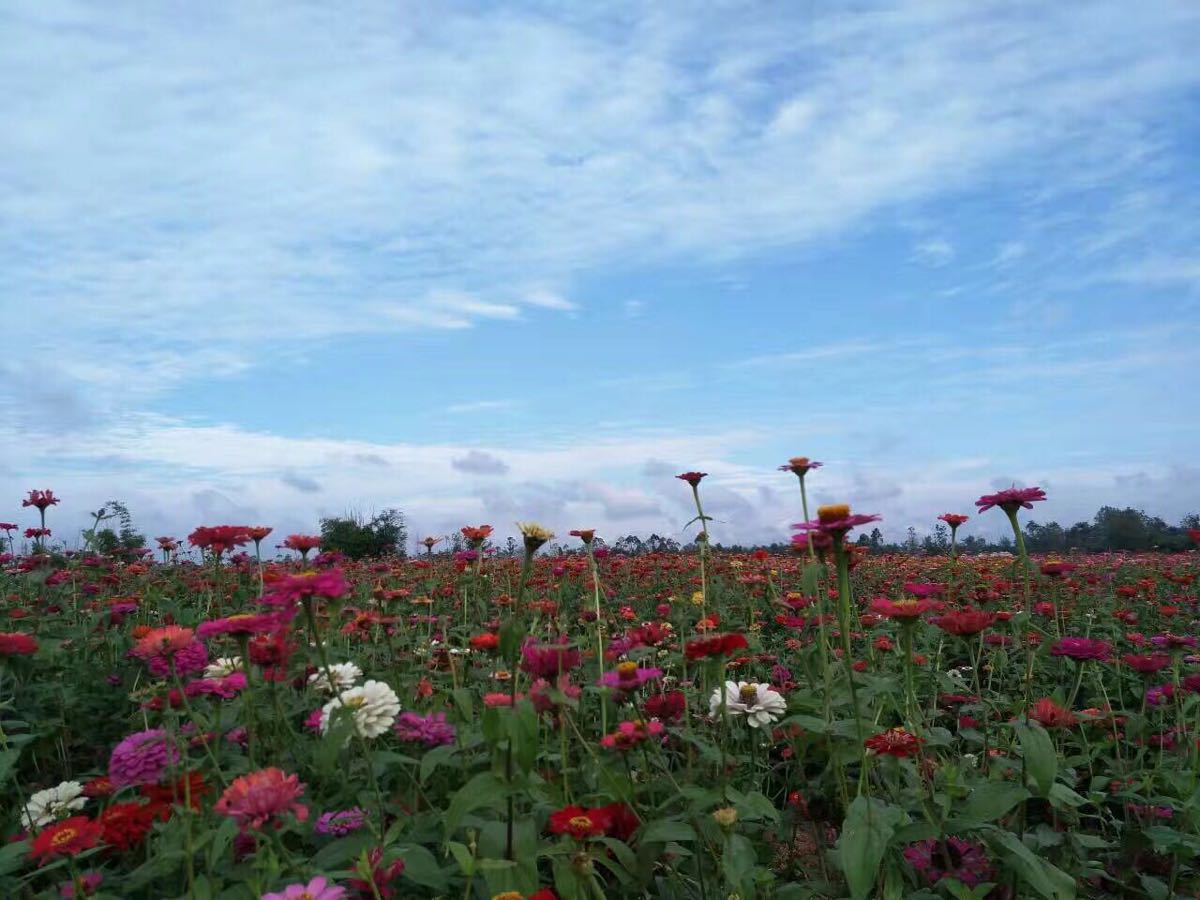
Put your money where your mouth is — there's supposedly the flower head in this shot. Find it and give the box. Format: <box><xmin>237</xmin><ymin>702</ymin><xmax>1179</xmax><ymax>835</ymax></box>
<box><xmin>865</xmin><ymin>727</ymin><xmax>924</xmax><ymax>758</ymax></box>
<box><xmin>1029</xmin><ymin>698</ymin><xmax>1077</xmax><ymax>729</ymax></box>
<box><xmin>314</xmin><ymin>808</ymin><xmax>368</xmax><ymax>837</ymax></box>
<box><xmin>283</xmin><ymin>534</ymin><xmax>322</xmax><ymax>554</ymax></box>
<box><xmin>904</xmin><ymin>836</ymin><xmax>994</xmax><ymax>888</ymax></box>
<box><xmin>709</xmin><ymin>681</ymin><xmax>787</xmax><ymax>728</ymax></box>
<box><xmin>548</xmin><ymin>805</ymin><xmax>611</xmax><ymax>841</ymax></box>
<box><xmin>870</xmin><ymin>597</ymin><xmax>935</xmax><ymax>621</ymax></box>
<box><xmin>393</xmin><ymin>711</ymin><xmax>456</xmax><ymax>747</ymax></box>
<box><xmin>974</xmin><ymin>486</ymin><xmax>1047</xmax><ymax>514</ymax></box>
<box><xmin>214</xmin><ymin>768</ymin><xmax>308</xmax><ymax>831</ymax></box>
<box><xmin>21</xmin><ymin>781</ymin><xmax>87</xmax><ymax>829</ymax></box>
<box><xmin>938</xmin><ymin>513</ymin><xmax>969</xmax><ymax>528</ymax></box>
<box><xmin>521</xmin><ymin>640</ymin><xmax>580</xmax><ymax>678</ymax></box>
<box><xmin>675</xmin><ymin>472</ymin><xmax>707</xmax><ymax>487</ymax></box>
<box><xmin>30</xmin><ymin>816</ymin><xmax>101</xmax><ymax>866</ymax></box>
<box><xmin>261</xmin><ymin>876</ymin><xmax>347</xmax><ymax>900</ymax></box>
<box><xmin>1051</xmin><ymin>637</ymin><xmax>1112</xmax><ymax>661</ymax></box>
<box><xmin>933</xmin><ymin>608</ymin><xmax>996</xmax><ymax>637</ymax></box>
<box><xmin>684</xmin><ymin>632</ymin><xmax>748</xmax><ymax>661</ymax></box>
<box><xmin>22</xmin><ymin>490</ymin><xmax>60</xmax><ymax>511</ymax></box>
<box><xmin>307</xmin><ymin>662</ymin><xmax>363</xmax><ymax>694</ymax></box>
<box><xmin>109</xmin><ymin>728</ymin><xmax>180</xmax><ymax>787</ymax></box>
<box><xmin>0</xmin><ymin>631</ymin><xmax>38</xmax><ymax>655</ymax></box>
<box><xmin>320</xmin><ymin>680</ymin><xmax>401</xmax><ymax>739</ymax></box>
<box><xmin>599</xmin><ymin>661</ymin><xmax>663</xmax><ymax>692</ymax></box>
<box><xmin>778</xmin><ymin>457</ymin><xmax>822</xmax><ymax>476</ymax></box>
<box><xmin>516</xmin><ymin>522</ymin><xmax>554</xmax><ymax>553</ymax></box>
<box><xmin>793</xmin><ymin>504</ymin><xmax>881</xmax><ymax>538</ymax></box>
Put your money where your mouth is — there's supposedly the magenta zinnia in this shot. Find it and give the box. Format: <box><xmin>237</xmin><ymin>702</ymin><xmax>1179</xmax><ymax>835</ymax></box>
<box><xmin>974</xmin><ymin>486</ymin><xmax>1047</xmax><ymax>514</ymax></box>
<box><xmin>109</xmin><ymin>728</ymin><xmax>180</xmax><ymax>787</ymax></box>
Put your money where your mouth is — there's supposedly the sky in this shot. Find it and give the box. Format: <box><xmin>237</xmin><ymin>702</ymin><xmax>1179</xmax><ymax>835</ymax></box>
<box><xmin>2</xmin><ymin>1</ymin><xmax>1199</xmax><ymax>552</ymax></box>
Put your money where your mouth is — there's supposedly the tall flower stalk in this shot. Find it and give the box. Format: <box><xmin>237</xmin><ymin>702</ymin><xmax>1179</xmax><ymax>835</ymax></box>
<box><xmin>677</xmin><ymin>472</ymin><xmax>711</xmax><ymax>619</ymax></box>
<box><xmin>779</xmin><ymin>458</ymin><xmax>822</xmax><ymax>561</ymax></box>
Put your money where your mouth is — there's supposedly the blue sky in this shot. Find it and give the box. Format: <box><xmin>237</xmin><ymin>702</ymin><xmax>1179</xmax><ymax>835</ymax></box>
<box><xmin>2</xmin><ymin>1</ymin><xmax>1199</xmax><ymax>549</ymax></box>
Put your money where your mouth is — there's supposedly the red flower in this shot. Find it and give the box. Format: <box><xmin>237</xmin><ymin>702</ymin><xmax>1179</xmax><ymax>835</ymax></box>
<box><xmin>1121</xmin><ymin>653</ymin><xmax>1171</xmax><ymax>675</ymax></box>
<box><xmin>548</xmin><ymin>805</ymin><xmax>612</xmax><ymax>840</ymax></box>
<box><xmin>246</xmin><ymin>526</ymin><xmax>273</xmax><ymax>542</ymax></box>
<box><xmin>0</xmin><ymin>631</ymin><xmax>38</xmax><ymax>655</ymax></box>
<box><xmin>793</xmin><ymin>504</ymin><xmax>881</xmax><ymax>537</ymax></box>
<box><xmin>684</xmin><ymin>632</ymin><xmax>748</xmax><ymax>661</ymax></box>
<box><xmin>934</xmin><ymin>609</ymin><xmax>996</xmax><ymax>637</ymax></box>
<box><xmin>282</xmin><ymin>534</ymin><xmax>321</xmax><ymax>553</ymax></box>
<box><xmin>29</xmin><ymin>816</ymin><xmax>102</xmax><ymax>865</ymax></box>
<box><xmin>675</xmin><ymin>472</ymin><xmax>707</xmax><ymax>487</ymax></box>
<box><xmin>98</xmin><ymin>801</ymin><xmax>167</xmax><ymax>851</ymax></box>
<box><xmin>469</xmin><ymin>632</ymin><xmax>500</xmax><ymax>652</ymax></box>
<box><xmin>1029</xmin><ymin>698</ymin><xmax>1077</xmax><ymax>730</ymax></box>
<box><xmin>460</xmin><ymin>525</ymin><xmax>494</xmax><ymax>545</ymax></box>
<box><xmin>864</xmin><ymin>727</ymin><xmax>924</xmax><ymax>758</ymax></box>
<box><xmin>938</xmin><ymin>514</ymin><xmax>969</xmax><ymax>528</ymax></box>
<box><xmin>188</xmin><ymin>525</ymin><xmax>252</xmax><ymax>555</ymax></box>
<box><xmin>974</xmin><ymin>486</ymin><xmax>1046</xmax><ymax>514</ymax></box>
<box><xmin>644</xmin><ymin>691</ymin><xmax>686</xmax><ymax>723</ymax></box>
<box><xmin>22</xmin><ymin>490</ymin><xmax>60</xmax><ymax>511</ymax></box>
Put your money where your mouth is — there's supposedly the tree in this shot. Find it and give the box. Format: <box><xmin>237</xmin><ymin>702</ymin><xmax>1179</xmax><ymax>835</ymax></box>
<box><xmin>319</xmin><ymin>508</ymin><xmax>407</xmax><ymax>560</ymax></box>
<box><xmin>84</xmin><ymin>500</ymin><xmax>146</xmax><ymax>554</ymax></box>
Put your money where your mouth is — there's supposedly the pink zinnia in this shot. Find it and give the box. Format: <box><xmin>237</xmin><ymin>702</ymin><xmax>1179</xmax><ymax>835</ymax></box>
<box><xmin>938</xmin><ymin>513</ymin><xmax>969</xmax><ymax>528</ymax></box>
<box><xmin>197</xmin><ymin>610</ymin><xmax>293</xmax><ymax>638</ymax></box>
<box><xmin>793</xmin><ymin>504</ymin><xmax>881</xmax><ymax>537</ymax></box>
<box><xmin>599</xmin><ymin>662</ymin><xmax>663</xmax><ymax>692</ymax></box>
<box><xmin>214</xmin><ymin>768</ymin><xmax>309</xmax><ymax>831</ymax></box>
<box><xmin>974</xmin><ymin>486</ymin><xmax>1046</xmax><ymax>514</ymax></box>
<box><xmin>282</xmin><ymin>534</ymin><xmax>322</xmax><ymax>554</ymax></box>
<box><xmin>263</xmin><ymin>569</ymin><xmax>350</xmax><ymax>607</ymax></box>
<box><xmin>261</xmin><ymin>876</ymin><xmax>346</xmax><ymax>900</ymax></box>
<box><xmin>22</xmin><ymin>489</ymin><xmax>60</xmax><ymax>511</ymax></box>
<box><xmin>131</xmin><ymin>626</ymin><xmax>208</xmax><ymax>677</ymax></box>
<box><xmin>186</xmin><ymin>672</ymin><xmax>248</xmax><ymax>699</ymax></box>
<box><xmin>520</xmin><ymin>639</ymin><xmax>581</xmax><ymax>679</ymax></box>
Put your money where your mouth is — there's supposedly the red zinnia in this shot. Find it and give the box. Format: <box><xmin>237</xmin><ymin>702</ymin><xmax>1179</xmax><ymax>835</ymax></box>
<box><xmin>864</xmin><ymin>727</ymin><xmax>924</xmax><ymax>758</ymax></box>
<box><xmin>22</xmin><ymin>490</ymin><xmax>60</xmax><ymax>511</ymax></box>
<box><xmin>934</xmin><ymin>609</ymin><xmax>996</xmax><ymax>637</ymax></box>
<box><xmin>675</xmin><ymin>472</ymin><xmax>707</xmax><ymax>487</ymax></box>
<box><xmin>778</xmin><ymin>457</ymin><xmax>822</xmax><ymax>476</ymax></box>
<box><xmin>282</xmin><ymin>534</ymin><xmax>321</xmax><ymax>553</ymax></box>
<box><xmin>870</xmin><ymin>598</ymin><xmax>935</xmax><ymax>621</ymax></box>
<box><xmin>29</xmin><ymin>816</ymin><xmax>102</xmax><ymax>865</ymax></box>
<box><xmin>938</xmin><ymin>513</ymin><xmax>969</xmax><ymax>528</ymax></box>
<box><xmin>1121</xmin><ymin>653</ymin><xmax>1171</xmax><ymax>675</ymax></box>
<box><xmin>684</xmin><ymin>632</ymin><xmax>748</xmax><ymax>661</ymax></box>
<box><xmin>548</xmin><ymin>805</ymin><xmax>612</xmax><ymax>841</ymax></box>
<box><xmin>1029</xmin><ymin>698</ymin><xmax>1077</xmax><ymax>730</ymax></box>
<box><xmin>974</xmin><ymin>486</ymin><xmax>1046</xmax><ymax>514</ymax></box>
<box><xmin>0</xmin><ymin>631</ymin><xmax>38</xmax><ymax>655</ymax></box>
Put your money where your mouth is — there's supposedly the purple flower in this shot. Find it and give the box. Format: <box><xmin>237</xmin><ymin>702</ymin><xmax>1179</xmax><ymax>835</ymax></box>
<box><xmin>1051</xmin><ymin>637</ymin><xmax>1112</xmax><ymax>661</ymax></box>
<box><xmin>314</xmin><ymin>807</ymin><xmax>368</xmax><ymax>837</ymax></box>
<box><xmin>109</xmin><ymin>728</ymin><xmax>180</xmax><ymax>787</ymax></box>
<box><xmin>186</xmin><ymin>672</ymin><xmax>247</xmax><ymax>699</ymax></box>
<box><xmin>903</xmin><ymin>836</ymin><xmax>994</xmax><ymax>888</ymax></box>
<box><xmin>393</xmin><ymin>712</ymin><xmax>456</xmax><ymax>747</ymax></box>
<box><xmin>261</xmin><ymin>876</ymin><xmax>346</xmax><ymax>900</ymax></box>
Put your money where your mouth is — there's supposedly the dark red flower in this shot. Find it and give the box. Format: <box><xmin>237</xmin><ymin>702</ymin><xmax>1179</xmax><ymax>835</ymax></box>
<box><xmin>934</xmin><ymin>609</ymin><xmax>996</xmax><ymax>637</ymax></box>
<box><xmin>865</xmin><ymin>727</ymin><xmax>924</xmax><ymax>758</ymax></box>
<box><xmin>29</xmin><ymin>816</ymin><xmax>102</xmax><ymax>865</ymax></box>
<box><xmin>676</xmin><ymin>472</ymin><xmax>707</xmax><ymax>487</ymax></box>
<box><xmin>684</xmin><ymin>632</ymin><xmax>748</xmax><ymax>661</ymax></box>
<box><xmin>974</xmin><ymin>486</ymin><xmax>1046</xmax><ymax>514</ymax></box>
<box><xmin>938</xmin><ymin>513</ymin><xmax>969</xmax><ymax>528</ymax></box>
<box><xmin>22</xmin><ymin>490</ymin><xmax>60</xmax><ymax>511</ymax></box>
<box><xmin>548</xmin><ymin>805</ymin><xmax>612</xmax><ymax>840</ymax></box>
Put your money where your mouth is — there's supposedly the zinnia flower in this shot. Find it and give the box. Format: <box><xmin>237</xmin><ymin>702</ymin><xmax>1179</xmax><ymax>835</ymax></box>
<box><xmin>599</xmin><ymin>661</ymin><xmax>663</xmax><ymax>692</ymax></box>
<box><xmin>314</xmin><ymin>807</ymin><xmax>368</xmax><ymax>837</ymax></box>
<box><xmin>1122</xmin><ymin>653</ymin><xmax>1171</xmax><ymax>675</ymax></box>
<box><xmin>22</xmin><ymin>490</ymin><xmax>60</xmax><ymax>511</ymax></box>
<box><xmin>393</xmin><ymin>711</ymin><xmax>456</xmax><ymax>747</ymax></box>
<box><xmin>1051</xmin><ymin>637</ymin><xmax>1112</xmax><ymax>661</ymax></box>
<box><xmin>214</xmin><ymin>768</ymin><xmax>309</xmax><ymax>831</ymax></box>
<box><xmin>21</xmin><ymin>781</ymin><xmax>87</xmax><ymax>829</ymax></box>
<box><xmin>865</xmin><ymin>727</ymin><xmax>924</xmax><ymax>758</ymax></box>
<box><xmin>600</xmin><ymin>719</ymin><xmax>666</xmax><ymax>750</ymax></box>
<box><xmin>684</xmin><ymin>632</ymin><xmax>748</xmax><ymax>661</ymax></box>
<box><xmin>933</xmin><ymin>609</ymin><xmax>996</xmax><ymax>637</ymax></box>
<box><xmin>675</xmin><ymin>472</ymin><xmax>707</xmax><ymax>486</ymax></box>
<box><xmin>320</xmin><ymin>680</ymin><xmax>401</xmax><ymax>739</ymax></box>
<box><xmin>1029</xmin><ymin>698</ymin><xmax>1077</xmax><ymax>729</ymax></box>
<box><xmin>520</xmin><ymin>640</ymin><xmax>581</xmax><ymax>678</ymax></box>
<box><xmin>29</xmin><ymin>816</ymin><xmax>101</xmax><ymax>866</ymax></box>
<box><xmin>778</xmin><ymin>457</ymin><xmax>822</xmax><ymax>476</ymax></box>
<box><xmin>109</xmin><ymin>728</ymin><xmax>180</xmax><ymax>787</ymax></box>
<box><xmin>793</xmin><ymin>504</ymin><xmax>881</xmax><ymax>537</ymax></box>
<box><xmin>870</xmin><ymin>597</ymin><xmax>935</xmax><ymax>621</ymax></box>
<box><xmin>904</xmin><ymin>836</ymin><xmax>994</xmax><ymax>888</ymax></box>
<box><xmin>0</xmin><ymin>631</ymin><xmax>38</xmax><ymax>655</ymax></box>
<box><xmin>548</xmin><ymin>805</ymin><xmax>611</xmax><ymax>841</ymax></box>
<box><xmin>974</xmin><ymin>486</ymin><xmax>1046</xmax><ymax>514</ymax></box>
<box><xmin>709</xmin><ymin>681</ymin><xmax>787</xmax><ymax>728</ymax></box>
<box><xmin>131</xmin><ymin>626</ymin><xmax>208</xmax><ymax>677</ymax></box>
<box><xmin>307</xmin><ymin>662</ymin><xmax>363</xmax><ymax>694</ymax></box>
<box><xmin>938</xmin><ymin>514</ymin><xmax>969</xmax><ymax>528</ymax></box>
<box><xmin>516</xmin><ymin>522</ymin><xmax>554</xmax><ymax>553</ymax></box>
<box><xmin>261</xmin><ymin>876</ymin><xmax>346</xmax><ymax>900</ymax></box>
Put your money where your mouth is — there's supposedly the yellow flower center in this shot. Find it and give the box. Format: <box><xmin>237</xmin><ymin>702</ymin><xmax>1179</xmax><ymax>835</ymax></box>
<box><xmin>739</xmin><ymin>684</ymin><xmax>759</xmax><ymax>703</ymax></box>
<box><xmin>617</xmin><ymin>661</ymin><xmax>638</xmax><ymax>677</ymax></box>
<box><xmin>569</xmin><ymin>815</ymin><xmax>595</xmax><ymax>831</ymax></box>
<box><xmin>50</xmin><ymin>827</ymin><xmax>78</xmax><ymax>847</ymax></box>
<box><xmin>817</xmin><ymin>504</ymin><xmax>850</xmax><ymax>523</ymax></box>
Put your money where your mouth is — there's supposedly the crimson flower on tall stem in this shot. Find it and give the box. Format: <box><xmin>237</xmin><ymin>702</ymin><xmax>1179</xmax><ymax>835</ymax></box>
<box><xmin>282</xmin><ymin>534</ymin><xmax>321</xmax><ymax>561</ymax></box>
<box><xmin>780</xmin><ymin>457</ymin><xmax>822</xmax><ymax>559</ymax></box>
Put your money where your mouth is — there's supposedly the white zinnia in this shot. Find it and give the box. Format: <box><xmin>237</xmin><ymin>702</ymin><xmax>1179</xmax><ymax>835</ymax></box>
<box><xmin>709</xmin><ymin>681</ymin><xmax>787</xmax><ymax>729</ymax></box>
<box><xmin>320</xmin><ymin>679</ymin><xmax>400</xmax><ymax>739</ymax></box>
<box><xmin>22</xmin><ymin>780</ymin><xmax>87</xmax><ymax>828</ymax></box>
<box><xmin>204</xmin><ymin>657</ymin><xmax>243</xmax><ymax>678</ymax></box>
<box><xmin>308</xmin><ymin>662</ymin><xmax>363</xmax><ymax>694</ymax></box>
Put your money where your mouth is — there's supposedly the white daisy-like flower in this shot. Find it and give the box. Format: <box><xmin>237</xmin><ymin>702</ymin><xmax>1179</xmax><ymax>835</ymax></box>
<box><xmin>204</xmin><ymin>657</ymin><xmax>243</xmax><ymax>678</ymax></box>
<box><xmin>308</xmin><ymin>662</ymin><xmax>363</xmax><ymax>695</ymax></box>
<box><xmin>709</xmin><ymin>681</ymin><xmax>787</xmax><ymax>729</ymax></box>
<box><xmin>321</xmin><ymin>679</ymin><xmax>400</xmax><ymax>739</ymax></box>
<box><xmin>21</xmin><ymin>780</ymin><xmax>87</xmax><ymax>828</ymax></box>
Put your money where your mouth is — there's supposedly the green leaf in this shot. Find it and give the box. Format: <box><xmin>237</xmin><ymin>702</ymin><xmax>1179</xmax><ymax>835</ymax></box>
<box><xmin>419</xmin><ymin>744</ymin><xmax>458</xmax><ymax>784</ymax></box>
<box><xmin>0</xmin><ymin>840</ymin><xmax>28</xmax><ymax>877</ymax></box>
<box><xmin>444</xmin><ymin>771</ymin><xmax>509</xmax><ymax>838</ymax></box>
<box><xmin>801</xmin><ymin>563</ymin><xmax>823</xmax><ymax>597</ymax></box>
<box><xmin>1047</xmin><ymin>783</ymin><xmax>1087</xmax><ymax>809</ymax></box>
<box><xmin>722</xmin><ymin>833</ymin><xmax>758</xmax><ymax>890</ymax></box>
<box><xmin>447</xmin><ymin>841</ymin><xmax>475</xmax><ymax>876</ymax></box>
<box><xmin>962</xmin><ymin>781</ymin><xmax>1030</xmax><ymax>824</ymax></box>
<box><xmin>396</xmin><ymin>843</ymin><xmax>448</xmax><ymax>891</ymax></box>
<box><xmin>639</xmin><ymin>819</ymin><xmax>697</xmax><ymax>844</ymax></box>
<box><xmin>1014</xmin><ymin>722</ymin><xmax>1057</xmax><ymax>797</ymax></box>
<box><xmin>311</xmin><ymin>832</ymin><xmax>376</xmax><ymax>869</ymax></box>
<box><xmin>983</xmin><ymin>829</ymin><xmax>1075</xmax><ymax>900</ymax></box>
<box><xmin>838</xmin><ymin>796</ymin><xmax>905</xmax><ymax>900</ymax></box>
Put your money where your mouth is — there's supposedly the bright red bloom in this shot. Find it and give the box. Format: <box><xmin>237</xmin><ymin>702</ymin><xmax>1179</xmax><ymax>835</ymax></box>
<box><xmin>29</xmin><ymin>816</ymin><xmax>102</xmax><ymax>865</ymax></box>
<box><xmin>684</xmin><ymin>632</ymin><xmax>748</xmax><ymax>661</ymax></box>
<box><xmin>0</xmin><ymin>631</ymin><xmax>38</xmax><ymax>655</ymax></box>
<box><xmin>1029</xmin><ymin>698</ymin><xmax>1077</xmax><ymax>730</ymax></box>
<box><xmin>675</xmin><ymin>472</ymin><xmax>707</xmax><ymax>486</ymax></box>
<box><xmin>864</xmin><ymin>727</ymin><xmax>924</xmax><ymax>758</ymax></box>
<box><xmin>644</xmin><ymin>691</ymin><xmax>687</xmax><ymax>723</ymax></box>
<box><xmin>197</xmin><ymin>610</ymin><xmax>292</xmax><ymax>638</ymax></box>
<box><xmin>1051</xmin><ymin>637</ymin><xmax>1112</xmax><ymax>661</ymax></box>
<box><xmin>934</xmin><ymin>609</ymin><xmax>996</xmax><ymax>637</ymax></box>
<box><xmin>469</xmin><ymin>632</ymin><xmax>500</xmax><ymax>651</ymax></box>
<box><xmin>246</xmin><ymin>526</ymin><xmax>273</xmax><ymax>542</ymax></box>
<box><xmin>282</xmin><ymin>534</ymin><xmax>321</xmax><ymax>553</ymax></box>
<box><xmin>262</xmin><ymin>569</ymin><xmax>350</xmax><ymax>607</ymax></box>
<box><xmin>938</xmin><ymin>514</ymin><xmax>969</xmax><ymax>528</ymax></box>
<box><xmin>22</xmin><ymin>490</ymin><xmax>60</xmax><ymax>511</ymax></box>
<box><xmin>548</xmin><ymin>805</ymin><xmax>612</xmax><ymax>840</ymax></box>
<box><xmin>1040</xmin><ymin>561</ymin><xmax>1077</xmax><ymax>577</ymax></box>
<box><xmin>188</xmin><ymin>525</ymin><xmax>252</xmax><ymax>555</ymax></box>
<box><xmin>98</xmin><ymin>801</ymin><xmax>167</xmax><ymax>851</ymax></box>
<box><xmin>974</xmin><ymin>486</ymin><xmax>1046</xmax><ymax>514</ymax></box>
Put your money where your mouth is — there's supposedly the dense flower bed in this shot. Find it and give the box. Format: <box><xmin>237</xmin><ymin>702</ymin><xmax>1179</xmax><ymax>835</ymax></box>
<box><xmin>1</xmin><ymin>482</ymin><xmax>1198</xmax><ymax>899</ymax></box>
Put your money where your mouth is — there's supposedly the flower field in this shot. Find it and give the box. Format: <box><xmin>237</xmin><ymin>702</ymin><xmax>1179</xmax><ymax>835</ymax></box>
<box><xmin>2</xmin><ymin>473</ymin><xmax>1199</xmax><ymax>900</ymax></box>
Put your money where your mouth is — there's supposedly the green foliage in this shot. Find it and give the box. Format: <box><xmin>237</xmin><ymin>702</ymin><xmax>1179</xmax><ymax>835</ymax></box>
<box><xmin>319</xmin><ymin>507</ymin><xmax>407</xmax><ymax>559</ymax></box>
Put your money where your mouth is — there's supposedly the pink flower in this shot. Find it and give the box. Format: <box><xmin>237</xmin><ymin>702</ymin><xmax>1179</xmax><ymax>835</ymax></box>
<box><xmin>938</xmin><ymin>514</ymin><xmax>969</xmax><ymax>528</ymax></box>
<box><xmin>793</xmin><ymin>504</ymin><xmax>880</xmax><ymax>537</ymax></box>
<box><xmin>263</xmin><ymin>570</ymin><xmax>350</xmax><ymax>607</ymax></box>
<box><xmin>675</xmin><ymin>472</ymin><xmax>707</xmax><ymax>486</ymax></box>
<box><xmin>282</xmin><ymin>534</ymin><xmax>322</xmax><ymax>554</ymax></box>
<box><xmin>197</xmin><ymin>610</ymin><xmax>294</xmax><ymax>638</ymax></box>
<box><xmin>22</xmin><ymin>490</ymin><xmax>60</xmax><ymax>511</ymax></box>
<box><xmin>261</xmin><ymin>876</ymin><xmax>346</xmax><ymax>900</ymax></box>
<box><xmin>214</xmin><ymin>768</ymin><xmax>309</xmax><ymax>831</ymax></box>
<box><xmin>974</xmin><ymin>486</ymin><xmax>1046</xmax><ymax>514</ymax></box>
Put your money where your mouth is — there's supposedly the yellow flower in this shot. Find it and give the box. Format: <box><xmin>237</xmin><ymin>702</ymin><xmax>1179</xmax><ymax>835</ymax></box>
<box><xmin>690</xmin><ymin>591</ymin><xmax>705</xmax><ymax>606</ymax></box>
